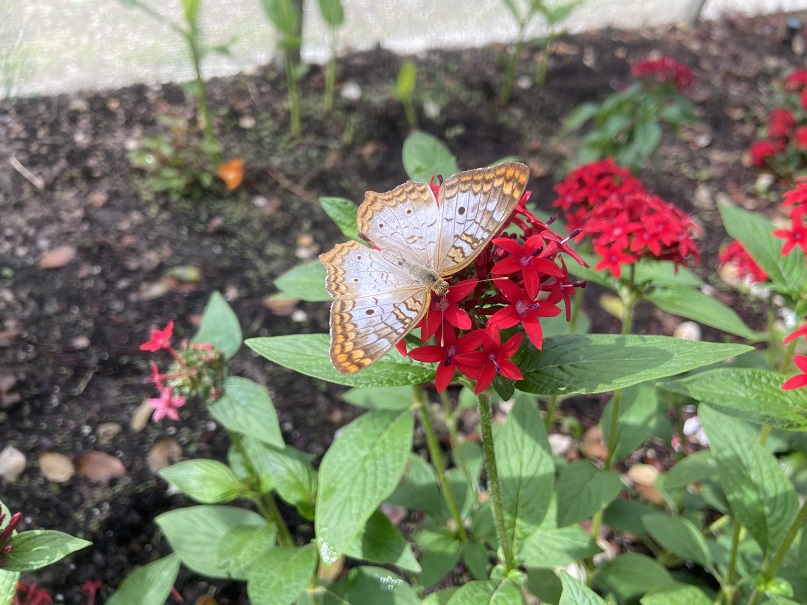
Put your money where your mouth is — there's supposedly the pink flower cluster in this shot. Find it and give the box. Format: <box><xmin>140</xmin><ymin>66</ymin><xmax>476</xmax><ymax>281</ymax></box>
<box><xmin>553</xmin><ymin>159</ymin><xmax>701</xmax><ymax>279</ymax></box>
<box><xmin>399</xmin><ymin>178</ymin><xmax>586</xmax><ymax>394</ymax></box>
<box><xmin>630</xmin><ymin>55</ymin><xmax>694</xmax><ymax>91</ymax></box>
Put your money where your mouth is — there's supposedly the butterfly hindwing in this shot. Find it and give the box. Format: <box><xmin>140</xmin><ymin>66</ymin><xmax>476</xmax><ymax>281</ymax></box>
<box><xmin>435</xmin><ymin>162</ymin><xmax>528</xmax><ymax>275</ymax></box>
<box><xmin>357</xmin><ymin>180</ymin><xmax>439</xmax><ymax>269</ymax></box>
<box><xmin>320</xmin><ymin>241</ymin><xmax>430</xmax><ymax>374</ymax></box>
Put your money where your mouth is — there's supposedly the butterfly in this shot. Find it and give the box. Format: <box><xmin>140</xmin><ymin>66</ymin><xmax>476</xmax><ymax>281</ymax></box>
<box><xmin>319</xmin><ymin>162</ymin><xmax>529</xmax><ymax>374</ymax></box>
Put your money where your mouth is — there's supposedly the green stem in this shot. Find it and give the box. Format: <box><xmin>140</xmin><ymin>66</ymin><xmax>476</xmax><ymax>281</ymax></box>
<box><xmin>534</xmin><ymin>35</ymin><xmax>556</xmax><ymax>87</ymax></box>
<box><xmin>501</xmin><ymin>21</ymin><xmax>527</xmax><ymax>102</ymax></box>
<box><xmin>722</xmin><ymin>520</ymin><xmax>742</xmax><ymax>603</ymax></box>
<box><xmin>187</xmin><ymin>33</ymin><xmax>216</xmax><ymax>147</ymax></box>
<box><xmin>324</xmin><ymin>30</ymin><xmax>337</xmax><ymax>111</ymax></box>
<box><xmin>477</xmin><ymin>389</ymin><xmax>515</xmax><ymax>570</ymax></box>
<box><xmin>284</xmin><ymin>47</ymin><xmax>301</xmax><ymax>137</ymax></box>
<box><xmin>231</xmin><ymin>432</ymin><xmax>294</xmax><ymax>546</ymax></box>
<box><xmin>568</xmin><ymin>284</ymin><xmax>585</xmax><ymax>334</ymax></box>
<box><xmin>747</xmin><ymin>498</ymin><xmax>807</xmax><ymax>605</ymax></box>
<box><xmin>414</xmin><ymin>385</ymin><xmax>468</xmax><ymax>541</ymax></box>
<box><xmin>545</xmin><ymin>394</ymin><xmax>560</xmax><ymax>430</ymax></box>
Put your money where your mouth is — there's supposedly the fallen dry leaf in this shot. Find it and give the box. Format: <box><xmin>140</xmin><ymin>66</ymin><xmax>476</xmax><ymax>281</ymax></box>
<box><xmin>581</xmin><ymin>426</ymin><xmax>608</xmax><ymax>461</ymax></box>
<box><xmin>76</xmin><ymin>450</ymin><xmax>127</xmax><ymax>482</ymax></box>
<box><xmin>39</xmin><ymin>244</ymin><xmax>77</xmax><ymax>269</ymax></box>
<box><xmin>131</xmin><ymin>398</ymin><xmax>154</xmax><ymax>432</ymax></box>
<box><xmin>627</xmin><ymin>463</ymin><xmax>665</xmax><ymax>505</ymax></box>
<box><xmin>147</xmin><ymin>438</ymin><xmax>183</xmax><ymax>473</ymax></box>
<box><xmin>217</xmin><ymin>157</ymin><xmax>245</xmax><ymax>191</ymax></box>
<box><xmin>39</xmin><ymin>452</ymin><xmax>75</xmax><ymax>483</ymax></box>
<box><xmin>263</xmin><ymin>295</ymin><xmax>300</xmax><ymax>317</ymax></box>
<box><xmin>0</xmin><ymin>445</ymin><xmax>26</xmax><ymax>482</ymax></box>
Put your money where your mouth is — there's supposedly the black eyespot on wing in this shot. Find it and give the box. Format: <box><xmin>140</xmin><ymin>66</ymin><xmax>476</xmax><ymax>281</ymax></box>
<box><xmin>457</xmin><ymin>206</ymin><xmax>466</xmax><ymax>215</ymax></box>
<box><xmin>378</xmin><ymin>222</ymin><xmax>385</xmax><ymax>229</ymax></box>
<box><xmin>365</xmin><ymin>309</ymin><xmax>375</xmax><ymax>315</ymax></box>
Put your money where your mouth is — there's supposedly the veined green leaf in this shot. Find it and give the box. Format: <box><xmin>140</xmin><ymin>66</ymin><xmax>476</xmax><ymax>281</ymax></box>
<box><xmin>320</xmin><ymin>197</ymin><xmax>359</xmax><ymax>241</ymax></box>
<box><xmin>4</xmin><ymin>531</ymin><xmax>91</xmax><ymax>572</ymax></box>
<box><xmin>246</xmin><ymin>334</ymin><xmax>436</xmax><ymax>387</ymax></box>
<box><xmin>247</xmin><ymin>544</ymin><xmax>318</xmax><ymax>605</ymax></box>
<box><xmin>593</xmin><ymin>552</ymin><xmax>675</xmax><ymax>601</ymax></box>
<box><xmin>559</xmin><ymin>571</ymin><xmax>609</xmax><ymax>605</ymax></box>
<box><xmin>646</xmin><ymin>287</ymin><xmax>758</xmax><ymax>340</ymax></box>
<box><xmin>643</xmin><ymin>513</ymin><xmax>712</xmax><ymax>569</ymax></box>
<box><xmin>192</xmin><ymin>291</ymin><xmax>242</xmax><ymax>359</ymax></box>
<box><xmin>555</xmin><ymin>460</ymin><xmax>622</xmax><ymax>527</ymax></box>
<box><xmin>274</xmin><ymin>261</ymin><xmax>330</xmax><ymax>302</ymax></box>
<box><xmin>518</xmin><ymin>334</ymin><xmax>751</xmax><ymax>396</ymax></box>
<box><xmin>209</xmin><ymin>376</ymin><xmax>284</xmax><ymax>447</ymax></box>
<box><xmin>316</xmin><ymin>409</ymin><xmax>413</xmax><ymax>560</ymax></box>
<box><xmin>160</xmin><ymin>459</ymin><xmax>245</xmax><ymax>504</ymax></box>
<box><xmin>106</xmin><ymin>554</ymin><xmax>180</xmax><ymax>605</ymax></box>
<box><xmin>402</xmin><ymin>132</ymin><xmax>459</xmax><ymax>183</ymax></box>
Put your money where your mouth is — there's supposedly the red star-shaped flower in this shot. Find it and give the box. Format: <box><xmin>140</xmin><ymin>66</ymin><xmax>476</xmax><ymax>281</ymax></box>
<box><xmin>783</xmin><ymin>323</ymin><xmax>807</xmax><ymax>345</ymax></box>
<box><xmin>773</xmin><ymin>218</ymin><xmax>807</xmax><ymax>256</ymax></box>
<box><xmin>487</xmin><ymin>279</ymin><xmax>561</xmax><ymax>349</ymax></box>
<box><xmin>148</xmin><ymin>386</ymin><xmax>186</xmax><ymax>421</ymax></box>
<box><xmin>408</xmin><ymin>328</ymin><xmax>486</xmax><ymax>392</ymax></box>
<box><xmin>454</xmin><ymin>330</ymin><xmax>523</xmax><ymax>394</ymax></box>
<box><xmin>782</xmin><ymin>355</ymin><xmax>807</xmax><ymax>390</ymax></box>
<box><xmin>491</xmin><ymin>235</ymin><xmax>565</xmax><ymax>298</ymax></box>
<box><xmin>139</xmin><ymin>321</ymin><xmax>174</xmax><ymax>352</ymax></box>
<box><xmin>419</xmin><ymin>278</ymin><xmax>477</xmax><ymax>341</ymax></box>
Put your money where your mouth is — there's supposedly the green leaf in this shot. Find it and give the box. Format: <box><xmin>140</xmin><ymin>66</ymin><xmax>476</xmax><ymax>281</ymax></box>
<box><xmin>599</xmin><ymin>382</ymin><xmax>665</xmax><ymax>462</ymax></box>
<box><xmin>719</xmin><ymin>203</ymin><xmax>807</xmax><ymax>296</ymax></box>
<box><xmin>699</xmin><ymin>405</ymin><xmax>799</xmax><ymax>556</ymax></box>
<box><xmin>555</xmin><ymin>461</ymin><xmax>622</xmax><ymax>527</ymax></box>
<box><xmin>662</xmin><ymin>450</ymin><xmax>717</xmax><ymax>490</ymax></box>
<box><xmin>5</xmin><ymin>530</ymin><xmax>92</xmax><ymax>572</ymax></box>
<box><xmin>520</xmin><ymin>525</ymin><xmax>601</xmax><ymax>567</ymax></box>
<box><xmin>646</xmin><ymin>287</ymin><xmax>758</xmax><ymax>340</ymax></box>
<box><xmin>317</xmin><ymin>0</ymin><xmax>344</xmax><ymax>27</ymax></box>
<box><xmin>242</xmin><ymin>437</ymin><xmax>317</xmax><ymax>518</ymax></box>
<box><xmin>495</xmin><ymin>396</ymin><xmax>554</xmax><ymax>554</ymax></box>
<box><xmin>564</xmin><ymin>102</ymin><xmax>600</xmax><ymax>131</ymax></box>
<box><xmin>346</xmin><ymin>510</ymin><xmax>421</xmax><ymax>572</ymax></box>
<box><xmin>593</xmin><ymin>552</ymin><xmax>675</xmax><ymax>601</ymax></box>
<box><xmin>316</xmin><ymin>409</ymin><xmax>414</xmax><ymax>561</ymax></box>
<box><xmin>160</xmin><ymin>459</ymin><xmax>244</xmax><ymax>504</ymax></box>
<box><xmin>415</xmin><ymin>524</ymin><xmax>463</xmax><ymax>586</ymax></box>
<box><xmin>559</xmin><ymin>570</ymin><xmax>609</xmax><ymax>605</ymax></box>
<box><xmin>518</xmin><ymin>335</ymin><xmax>751</xmax><ymax>396</ymax></box>
<box><xmin>640</xmin><ymin>583</ymin><xmax>713</xmax><ymax>605</ymax></box>
<box><xmin>182</xmin><ymin>0</ymin><xmax>201</xmax><ymax>28</ymax></box>
<box><xmin>156</xmin><ymin>505</ymin><xmax>266</xmax><ymax>578</ymax></box>
<box><xmin>401</xmin><ymin>132</ymin><xmax>459</xmax><ymax>183</ymax></box>
<box><xmin>260</xmin><ymin>0</ymin><xmax>300</xmax><ymax>36</ymax></box>
<box><xmin>602</xmin><ymin>498</ymin><xmax>657</xmax><ymax>537</ymax></box>
<box><xmin>209</xmin><ymin>376</ymin><xmax>284</xmax><ymax>447</ymax></box>
<box><xmin>106</xmin><ymin>554</ymin><xmax>180</xmax><ymax>605</ymax></box>
<box><xmin>330</xmin><ymin>566</ymin><xmax>420</xmax><ymax>604</ymax></box>
<box><xmin>192</xmin><ymin>291</ymin><xmax>242</xmax><ymax>359</ymax></box>
<box><xmin>632</xmin><ymin>119</ymin><xmax>662</xmax><ymax>162</ymax></box>
<box><xmin>659</xmin><ymin>369</ymin><xmax>807</xmax><ymax>431</ymax></box>
<box><xmin>643</xmin><ymin>513</ymin><xmax>712</xmax><ymax>568</ymax></box>
<box><xmin>0</xmin><ymin>569</ymin><xmax>19</xmax><ymax>605</ymax></box>
<box><xmin>248</xmin><ymin>544</ymin><xmax>318</xmax><ymax>605</ymax></box>
<box><xmin>216</xmin><ymin>524</ymin><xmax>277</xmax><ymax>580</ymax></box>
<box><xmin>246</xmin><ymin>334</ymin><xmax>436</xmax><ymax>387</ymax></box>
<box><xmin>274</xmin><ymin>262</ymin><xmax>330</xmax><ymax>302</ymax></box>
<box><xmin>320</xmin><ymin>197</ymin><xmax>359</xmax><ymax>241</ymax></box>
<box><xmin>446</xmin><ymin>579</ymin><xmax>523</xmax><ymax>605</ymax></box>
<box><xmin>342</xmin><ymin>386</ymin><xmax>414</xmax><ymax>410</ymax></box>
<box><xmin>395</xmin><ymin>61</ymin><xmax>417</xmax><ymax>100</ymax></box>
<box><xmin>386</xmin><ymin>454</ymin><xmax>446</xmax><ymax>520</ymax></box>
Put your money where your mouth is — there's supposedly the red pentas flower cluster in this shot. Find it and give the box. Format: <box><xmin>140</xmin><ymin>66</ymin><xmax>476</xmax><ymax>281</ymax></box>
<box><xmin>718</xmin><ymin>241</ymin><xmax>768</xmax><ymax>284</ymax></box>
<box><xmin>400</xmin><ymin>178</ymin><xmax>586</xmax><ymax>394</ymax></box>
<box><xmin>140</xmin><ymin>321</ymin><xmax>226</xmax><ymax>421</ymax></box>
<box><xmin>552</xmin><ymin>158</ymin><xmax>646</xmax><ymax>232</ymax></box>
<box><xmin>630</xmin><ymin>55</ymin><xmax>694</xmax><ymax>92</ymax></box>
<box><xmin>553</xmin><ymin>159</ymin><xmax>701</xmax><ymax>279</ymax></box>
<box><xmin>12</xmin><ymin>582</ymin><xmax>52</xmax><ymax>605</ymax></box>
<box><xmin>773</xmin><ymin>180</ymin><xmax>807</xmax><ymax>256</ymax></box>
<box><xmin>749</xmin><ymin>69</ymin><xmax>807</xmax><ymax>172</ymax></box>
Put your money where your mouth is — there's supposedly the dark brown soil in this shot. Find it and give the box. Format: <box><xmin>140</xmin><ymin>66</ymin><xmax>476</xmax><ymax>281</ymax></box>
<box><xmin>0</xmin><ymin>11</ymin><xmax>799</xmax><ymax>603</ymax></box>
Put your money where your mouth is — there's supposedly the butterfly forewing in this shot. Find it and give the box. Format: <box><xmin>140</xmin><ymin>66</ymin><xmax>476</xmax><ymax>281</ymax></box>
<box><xmin>435</xmin><ymin>162</ymin><xmax>528</xmax><ymax>275</ymax></box>
<box><xmin>320</xmin><ymin>241</ymin><xmax>430</xmax><ymax>374</ymax></box>
<box><xmin>357</xmin><ymin>180</ymin><xmax>439</xmax><ymax>269</ymax></box>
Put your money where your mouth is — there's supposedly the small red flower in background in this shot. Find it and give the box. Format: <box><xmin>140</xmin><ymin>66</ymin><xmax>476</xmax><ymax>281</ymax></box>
<box><xmin>630</xmin><ymin>55</ymin><xmax>694</xmax><ymax>91</ymax></box>
<box><xmin>782</xmin><ymin>355</ymin><xmax>807</xmax><ymax>390</ymax></box>
<box><xmin>552</xmin><ymin>158</ymin><xmax>645</xmax><ymax>232</ymax></box>
<box><xmin>749</xmin><ymin>140</ymin><xmax>786</xmax><ymax>167</ymax></box>
<box><xmin>784</xmin><ymin>323</ymin><xmax>807</xmax><ymax>344</ymax></box>
<box><xmin>718</xmin><ymin>241</ymin><xmax>768</xmax><ymax>284</ymax></box>
<box><xmin>148</xmin><ymin>386</ymin><xmax>187</xmax><ymax>421</ymax></box>
<box><xmin>767</xmin><ymin>108</ymin><xmax>796</xmax><ymax>140</ymax></box>
<box><xmin>13</xmin><ymin>581</ymin><xmax>52</xmax><ymax>605</ymax></box>
<box><xmin>454</xmin><ymin>331</ymin><xmax>524</xmax><ymax>394</ymax></box>
<box><xmin>793</xmin><ymin>126</ymin><xmax>807</xmax><ymax>150</ymax></box>
<box><xmin>140</xmin><ymin>320</ymin><xmax>175</xmax><ymax>352</ymax></box>
<box><xmin>785</xmin><ymin>68</ymin><xmax>807</xmax><ymax>91</ymax></box>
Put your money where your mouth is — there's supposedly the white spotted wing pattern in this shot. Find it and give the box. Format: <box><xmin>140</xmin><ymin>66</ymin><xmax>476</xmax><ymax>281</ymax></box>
<box><xmin>319</xmin><ymin>162</ymin><xmax>529</xmax><ymax>374</ymax></box>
